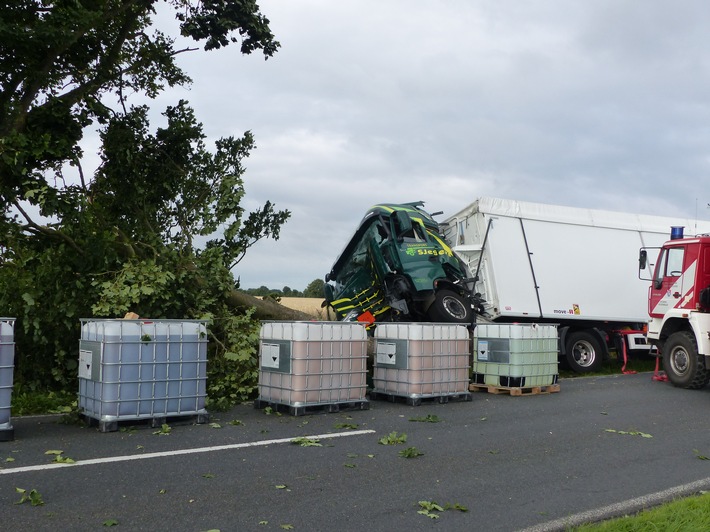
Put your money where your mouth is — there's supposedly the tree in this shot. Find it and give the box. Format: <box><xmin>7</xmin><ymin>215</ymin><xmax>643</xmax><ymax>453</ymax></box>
<box><xmin>303</xmin><ymin>278</ymin><xmax>325</xmax><ymax>298</ymax></box>
<box><xmin>0</xmin><ymin>1</ymin><xmax>299</xmax><ymax>406</ymax></box>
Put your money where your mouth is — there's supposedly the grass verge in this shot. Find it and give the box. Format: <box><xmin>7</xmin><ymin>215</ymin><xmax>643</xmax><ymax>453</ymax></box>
<box><xmin>572</xmin><ymin>491</ymin><xmax>710</xmax><ymax>530</ymax></box>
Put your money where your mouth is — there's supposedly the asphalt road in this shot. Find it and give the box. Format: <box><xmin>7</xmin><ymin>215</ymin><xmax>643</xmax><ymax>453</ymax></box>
<box><xmin>2</xmin><ymin>372</ymin><xmax>710</xmax><ymax>532</ymax></box>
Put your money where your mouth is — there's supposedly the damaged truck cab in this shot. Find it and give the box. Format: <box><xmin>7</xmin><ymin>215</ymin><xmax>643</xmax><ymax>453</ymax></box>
<box><xmin>324</xmin><ymin>202</ymin><xmax>474</xmax><ymax>324</ymax></box>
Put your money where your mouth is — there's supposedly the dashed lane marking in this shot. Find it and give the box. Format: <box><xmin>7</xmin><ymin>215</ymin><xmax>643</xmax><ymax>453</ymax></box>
<box><xmin>0</xmin><ymin>429</ymin><xmax>376</xmax><ymax>476</ymax></box>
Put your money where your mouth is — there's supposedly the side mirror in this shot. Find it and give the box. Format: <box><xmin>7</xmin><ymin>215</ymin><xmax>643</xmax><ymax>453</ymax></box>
<box><xmin>638</xmin><ymin>250</ymin><xmax>647</xmax><ymax>270</ymax></box>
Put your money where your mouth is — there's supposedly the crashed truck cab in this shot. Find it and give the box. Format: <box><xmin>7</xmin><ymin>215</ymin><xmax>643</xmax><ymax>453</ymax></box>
<box><xmin>324</xmin><ymin>202</ymin><xmax>475</xmax><ymax>325</ymax></box>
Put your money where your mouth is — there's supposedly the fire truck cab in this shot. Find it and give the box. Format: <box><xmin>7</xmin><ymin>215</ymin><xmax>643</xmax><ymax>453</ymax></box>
<box><xmin>639</xmin><ymin>228</ymin><xmax>710</xmax><ymax>388</ymax></box>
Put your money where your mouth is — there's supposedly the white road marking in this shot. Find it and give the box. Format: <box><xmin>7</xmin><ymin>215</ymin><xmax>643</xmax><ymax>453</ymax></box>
<box><xmin>0</xmin><ymin>429</ymin><xmax>376</xmax><ymax>476</ymax></box>
<box><xmin>517</xmin><ymin>476</ymin><xmax>710</xmax><ymax>532</ymax></box>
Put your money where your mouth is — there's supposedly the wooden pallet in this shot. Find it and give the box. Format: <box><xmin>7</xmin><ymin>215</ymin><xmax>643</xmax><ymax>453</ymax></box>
<box><xmin>369</xmin><ymin>390</ymin><xmax>472</xmax><ymax>406</ymax></box>
<box><xmin>469</xmin><ymin>383</ymin><xmax>560</xmax><ymax>396</ymax></box>
<box><xmin>253</xmin><ymin>399</ymin><xmax>370</xmax><ymax>416</ymax></box>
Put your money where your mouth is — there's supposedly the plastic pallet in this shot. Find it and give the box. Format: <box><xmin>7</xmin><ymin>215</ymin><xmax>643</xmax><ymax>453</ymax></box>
<box><xmin>369</xmin><ymin>390</ymin><xmax>473</xmax><ymax>406</ymax></box>
<box><xmin>253</xmin><ymin>398</ymin><xmax>370</xmax><ymax>416</ymax></box>
<box><xmin>469</xmin><ymin>383</ymin><xmax>561</xmax><ymax>396</ymax></box>
<box><xmin>81</xmin><ymin>412</ymin><xmax>210</xmax><ymax>433</ymax></box>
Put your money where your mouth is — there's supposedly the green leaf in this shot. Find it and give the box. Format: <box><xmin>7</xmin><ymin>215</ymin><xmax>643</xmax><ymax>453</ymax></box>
<box><xmin>605</xmin><ymin>428</ymin><xmax>652</xmax><ymax>438</ymax></box>
<box><xmin>378</xmin><ymin>432</ymin><xmax>407</xmax><ymax>445</ymax></box>
<box><xmin>103</xmin><ymin>519</ymin><xmax>119</xmax><ymax>527</ymax></box>
<box><xmin>290</xmin><ymin>437</ymin><xmax>322</xmax><ymax>447</ymax></box>
<box><xmin>153</xmin><ymin>424</ymin><xmax>172</xmax><ymax>435</ymax></box>
<box><xmin>409</xmin><ymin>414</ymin><xmax>441</xmax><ymax>423</ymax></box>
<box><xmin>15</xmin><ymin>488</ymin><xmax>44</xmax><ymax>506</ymax></box>
<box><xmin>399</xmin><ymin>447</ymin><xmax>424</xmax><ymax>458</ymax></box>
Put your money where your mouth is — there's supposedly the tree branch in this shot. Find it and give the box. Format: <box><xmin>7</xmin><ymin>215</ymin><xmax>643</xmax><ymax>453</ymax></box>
<box><xmin>13</xmin><ymin>201</ymin><xmax>85</xmax><ymax>256</ymax></box>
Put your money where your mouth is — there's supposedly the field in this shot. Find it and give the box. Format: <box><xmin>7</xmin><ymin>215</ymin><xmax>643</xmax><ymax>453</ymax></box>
<box><xmin>276</xmin><ymin>297</ymin><xmax>336</xmax><ymax>320</ymax></box>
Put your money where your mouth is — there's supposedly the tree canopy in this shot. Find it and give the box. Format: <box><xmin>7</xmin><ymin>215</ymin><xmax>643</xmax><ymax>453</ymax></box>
<box><xmin>0</xmin><ymin>1</ymin><xmax>292</xmax><ymax>406</ymax></box>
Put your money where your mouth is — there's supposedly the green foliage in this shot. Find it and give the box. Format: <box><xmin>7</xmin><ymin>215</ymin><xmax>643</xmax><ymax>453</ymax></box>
<box><xmin>15</xmin><ymin>488</ymin><xmax>44</xmax><ymax>506</ymax></box>
<box><xmin>153</xmin><ymin>424</ymin><xmax>172</xmax><ymax>436</ymax></box>
<box><xmin>409</xmin><ymin>414</ymin><xmax>441</xmax><ymax>423</ymax></box>
<box><xmin>378</xmin><ymin>431</ymin><xmax>407</xmax><ymax>445</ymax></box>
<box><xmin>416</xmin><ymin>500</ymin><xmax>468</xmax><ymax>519</ymax></box>
<box><xmin>572</xmin><ymin>491</ymin><xmax>710</xmax><ymax>531</ymax></box>
<box><xmin>290</xmin><ymin>437</ymin><xmax>322</xmax><ymax>447</ymax></box>
<box><xmin>11</xmin><ymin>389</ymin><xmax>76</xmax><ymax>416</ymax></box>
<box><xmin>303</xmin><ymin>278</ymin><xmax>325</xmax><ymax>298</ymax></box>
<box><xmin>334</xmin><ymin>423</ymin><xmax>359</xmax><ymax>429</ymax></box>
<box><xmin>399</xmin><ymin>447</ymin><xmax>424</xmax><ymax>458</ymax></box>
<box><xmin>205</xmin><ymin>308</ymin><xmax>261</xmax><ymax>411</ymax></box>
<box><xmin>0</xmin><ymin>5</ymin><xmax>288</xmax><ymax>405</ymax></box>
<box><xmin>417</xmin><ymin>501</ymin><xmax>444</xmax><ymax>519</ymax></box>
<box><xmin>604</xmin><ymin>429</ymin><xmax>653</xmax><ymax>438</ymax></box>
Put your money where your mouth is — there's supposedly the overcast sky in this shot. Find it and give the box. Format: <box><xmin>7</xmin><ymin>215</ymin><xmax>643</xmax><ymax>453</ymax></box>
<box><xmin>149</xmin><ymin>1</ymin><xmax>710</xmax><ymax>291</ymax></box>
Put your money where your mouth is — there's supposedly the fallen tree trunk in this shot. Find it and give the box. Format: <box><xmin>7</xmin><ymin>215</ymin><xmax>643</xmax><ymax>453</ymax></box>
<box><xmin>227</xmin><ymin>290</ymin><xmax>320</xmax><ymax>321</ymax></box>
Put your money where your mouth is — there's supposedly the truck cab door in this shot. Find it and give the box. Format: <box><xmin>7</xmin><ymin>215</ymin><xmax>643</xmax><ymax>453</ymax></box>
<box><xmin>649</xmin><ymin>245</ymin><xmax>692</xmax><ymax>317</ymax></box>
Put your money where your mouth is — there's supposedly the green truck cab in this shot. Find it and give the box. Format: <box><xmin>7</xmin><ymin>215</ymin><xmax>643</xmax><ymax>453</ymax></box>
<box><xmin>324</xmin><ymin>202</ymin><xmax>475</xmax><ymax>325</ymax></box>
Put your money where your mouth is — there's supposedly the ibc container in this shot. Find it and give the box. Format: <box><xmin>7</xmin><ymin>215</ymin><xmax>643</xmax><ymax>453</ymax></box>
<box><xmin>372</xmin><ymin>323</ymin><xmax>471</xmax><ymax>399</ymax></box>
<box><xmin>0</xmin><ymin>318</ymin><xmax>16</xmax><ymax>441</ymax></box>
<box><xmin>78</xmin><ymin>319</ymin><xmax>208</xmax><ymax>431</ymax></box>
<box><xmin>472</xmin><ymin>323</ymin><xmax>558</xmax><ymax>387</ymax></box>
<box><xmin>257</xmin><ymin>321</ymin><xmax>368</xmax><ymax>407</ymax></box>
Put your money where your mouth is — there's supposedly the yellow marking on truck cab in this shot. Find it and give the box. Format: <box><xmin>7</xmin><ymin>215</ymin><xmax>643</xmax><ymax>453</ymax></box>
<box><xmin>427</xmin><ymin>231</ymin><xmax>454</xmax><ymax>256</ymax></box>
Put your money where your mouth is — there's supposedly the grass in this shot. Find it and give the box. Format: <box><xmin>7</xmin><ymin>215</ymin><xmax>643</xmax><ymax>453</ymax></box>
<box><xmin>572</xmin><ymin>491</ymin><xmax>710</xmax><ymax>530</ymax></box>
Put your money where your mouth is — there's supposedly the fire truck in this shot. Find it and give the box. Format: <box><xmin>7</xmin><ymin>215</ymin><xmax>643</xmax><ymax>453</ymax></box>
<box><xmin>639</xmin><ymin>227</ymin><xmax>710</xmax><ymax>388</ymax></box>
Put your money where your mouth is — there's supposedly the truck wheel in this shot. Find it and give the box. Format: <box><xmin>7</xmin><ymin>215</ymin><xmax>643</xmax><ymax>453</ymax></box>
<box><xmin>427</xmin><ymin>289</ymin><xmax>472</xmax><ymax>324</ymax></box>
<box><xmin>662</xmin><ymin>331</ymin><xmax>710</xmax><ymax>389</ymax></box>
<box><xmin>565</xmin><ymin>331</ymin><xmax>603</xmax><ymax>373</ymax></box>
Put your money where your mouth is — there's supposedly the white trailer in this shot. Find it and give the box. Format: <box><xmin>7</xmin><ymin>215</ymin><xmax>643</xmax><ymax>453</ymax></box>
<box><xmin>440</xmin><ymin>197</ymin><xmax>710</xmax><ymax>372</ymax></box>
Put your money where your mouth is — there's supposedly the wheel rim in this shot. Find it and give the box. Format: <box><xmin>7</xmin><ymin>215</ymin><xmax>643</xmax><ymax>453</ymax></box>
<box><xmin>669</xmin><ymin>346</ymin><xmax>690</xmax><ymax>377</ymax></box>
<box><xmin>442</xmin><ymin>296</ymin><xmax>467</xmax><ymax>320</ymax></box>
<box><xmin>572</xmin><ymin>340</ymin><xmax>596</xmax><ymax>368</ymax></box>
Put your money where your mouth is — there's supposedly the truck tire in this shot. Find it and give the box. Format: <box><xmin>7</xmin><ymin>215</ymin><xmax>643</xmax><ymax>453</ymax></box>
<box><xmin>427</xmin><ymin>289</ymin><xmax>472</xmax><ymax>324</ymax></box>
<box><xmin>662</xmin><ymin>330</ymin><xmax>710</xmax><ymax>389</ymax></box>
<box><xmin>565</xmin><ymin>331</ymin><xmax>603</xmax><ymax>373</ymax></box>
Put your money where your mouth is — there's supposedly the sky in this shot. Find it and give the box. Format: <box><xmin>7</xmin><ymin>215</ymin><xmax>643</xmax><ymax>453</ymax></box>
<box><xmin>142</xmin><ymin>1</ymin><xmax>710</xmax><ymax>291</ymax></box>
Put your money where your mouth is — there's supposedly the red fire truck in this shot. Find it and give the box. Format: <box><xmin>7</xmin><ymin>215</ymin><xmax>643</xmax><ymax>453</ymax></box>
<box><xmin>639</xmin><ymin>227</ymin><xmax>710</xmax><ymax>388</ymax></box>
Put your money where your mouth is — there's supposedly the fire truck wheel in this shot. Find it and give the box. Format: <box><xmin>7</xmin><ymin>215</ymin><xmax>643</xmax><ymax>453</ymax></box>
<box><xmin>427</xmin><ymin>289</ymin><xmax>472</xmax><ymax>324</ymax></box>
<box><xmin>663</xmin><ymin>330</ymin><xmax>710</xmax><ymax>389</ymax></box>
<box><xmin>565</xmin><ymin>331</ymin><xmax>603</xmax><ymax>373</ymax></box>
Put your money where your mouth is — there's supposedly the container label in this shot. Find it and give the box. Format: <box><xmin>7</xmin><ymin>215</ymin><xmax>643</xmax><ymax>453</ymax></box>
<box><xmin>376</xmin><ymin>342</ymin><xmax>397</xmax><ymax>365</ymax></box>
<box><xmin>78</xmin><ymin>349</ymin><xmax>93</xmax><ymax>380</ymax></box>
<box><xmin>78</xmin><ymin>341</ymin><xmax>102</xmax><ymax>381</ymax></box>
<box><xmin>478</xmin><ymin>340</ymin><xmax>489</xmax><ymax>361</ymax></box>
<box><xmin>261</xmin><ymin>343</ymin><xmax>281</xmax><ymax>369</ymax></box>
